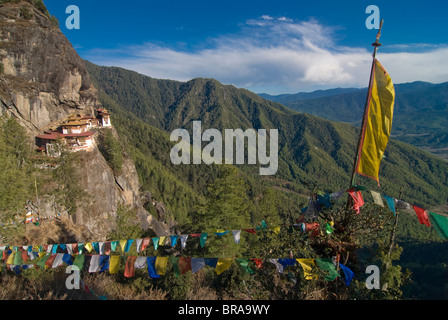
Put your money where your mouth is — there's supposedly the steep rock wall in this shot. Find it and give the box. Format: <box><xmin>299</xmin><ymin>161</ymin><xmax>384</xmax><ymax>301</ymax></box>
<box><xmin>0</xmin><ymin>2</ymin><xmax>169</xmax><ymax>242</ymax></box>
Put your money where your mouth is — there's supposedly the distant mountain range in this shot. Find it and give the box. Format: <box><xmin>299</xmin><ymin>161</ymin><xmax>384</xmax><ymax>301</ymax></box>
<box><xmin>259</xmin><ymin>81</ymin><xmax>448</xmax><ymax>160</ymax></box>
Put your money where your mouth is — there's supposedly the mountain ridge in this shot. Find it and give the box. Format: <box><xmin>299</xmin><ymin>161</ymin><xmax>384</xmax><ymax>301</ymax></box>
<box><xmin>85</xmin><ymin>61</ymin><xmax>448</xmax><ymax>215</ymax></box>
<box><xmin>258</xmin><ymin>81</ymin><xmax>448</xmax><ymax>160</ymax></box>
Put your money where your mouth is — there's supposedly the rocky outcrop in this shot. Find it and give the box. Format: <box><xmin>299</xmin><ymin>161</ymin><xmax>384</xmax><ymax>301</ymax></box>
<box><xmin>0</xmin><ymin>2</ymin><xmax>98</xmax><ymax>134</ymax></box>
<box><xmin>0</xmin><ymin>1</ymin><xmax>170</xmax><ymax>241</ymax></box>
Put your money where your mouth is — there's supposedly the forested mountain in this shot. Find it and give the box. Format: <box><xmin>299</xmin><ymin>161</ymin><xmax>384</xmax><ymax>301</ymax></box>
<box><xmin>260</xmin><ymin>81</ymin><xmax>448</xmax><ymax>160</ymax></box>
<box><xmin>86</xmin><ymin>62</ymin><xmax>448</xmax><ymax>212</ymax></box>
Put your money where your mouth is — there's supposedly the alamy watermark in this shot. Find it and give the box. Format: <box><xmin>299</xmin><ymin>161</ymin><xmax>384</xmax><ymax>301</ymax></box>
<box><xmin>170</xmin><ymin>121</ymin><xmax>278</xmax><ymax>175</ymax></box>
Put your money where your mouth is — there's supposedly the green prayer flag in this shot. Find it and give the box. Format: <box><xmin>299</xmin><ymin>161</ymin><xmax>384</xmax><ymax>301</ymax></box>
<box><xmin>315</xmin><ymin>258</ymin><xmax>339</xmax><ymax>281</ymax></box>
<box><xmin>152</xmin><ymin>237</ymin><xmax>159</xmax><ymax>250</ymax></box>
<box><xmin>111</xmin><ymin>241</ymin><xmax>118</xmax><ymax>251</ymax></box>
<box><xmin>36</xmin><ymin>254</ymin><xmax>50</xmax><ymax>268</ymax></box>
<box><xmin>73</xmin><ymin>254</ymin><xmax>85</xmax><ymax>270</ymax></box>
<box><xmin>429</xmin><ymin>212</ymin><xmax>448</xmax><ymax>240</ymax></box>
<box><xmin>199</xmin><ymin>233</ymin><xmax>208</xmax><ymax>248</ymax></box>
<box><xmin>13</xmin><ymin>251</ymin><xmax>23</xmax><ymax>265</ymax></box>
<box><xmin>236</xmin><ymin>258</ymin><xmax>254</xmax><ymax>275</ymax></box>
<box><xmin>171</xmin><ymin>256</ymin><xmax>180</xmax><ymax>278</ymax></box>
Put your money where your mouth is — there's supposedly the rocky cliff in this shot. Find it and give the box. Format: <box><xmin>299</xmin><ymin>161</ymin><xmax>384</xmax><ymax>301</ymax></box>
<box><xmin>0</xmin><ymin>1</ymin><xmax>169</xmax><ymax>243</ymax></box>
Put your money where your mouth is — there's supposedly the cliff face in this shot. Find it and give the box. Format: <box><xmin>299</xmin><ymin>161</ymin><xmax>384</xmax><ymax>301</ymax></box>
<box><xmin>0</xmin><ymin>1</ymin><xmax>97</xmax><ymax>133</ymax></box>
<box><xmin>0</xmin><ymin>1</ymin><xmax>166</xmax><ymax>242</ymax></box>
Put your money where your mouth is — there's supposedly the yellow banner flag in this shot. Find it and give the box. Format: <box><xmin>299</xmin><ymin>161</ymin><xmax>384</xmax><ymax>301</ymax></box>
<box><xmin>109</xmin><ymin>255</ymin><xmax>120</xmax><ymax>274</ymax></box>
<box><xmin>215</xmin><ymin>258</ymin><xmax>234</xmax><ymax>275</ymax></box>
<box><xmin>356</xmin><ymin>59</ymin><xmax>395</xmax><ymax>185</ymax></box>
<box><xmin>84</xmin><ymin>243</ymin><xmax>93</xmax><ymax>253</ymax></box>
<box><xmin>296</xmin><ymin>258</ymin><xmax>318</xmax><ymax>280</ymax></box>
<box><xmin>155</xmin><ymin>257</ymin><xmax>169</xmax><ymax>275</ymax></box>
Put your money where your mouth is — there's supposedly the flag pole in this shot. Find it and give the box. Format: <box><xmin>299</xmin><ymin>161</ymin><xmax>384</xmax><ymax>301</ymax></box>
<box><xmin>346</xmin><ymin>20</ymin><xmax>384</xmax><ymax>208</ymax></box>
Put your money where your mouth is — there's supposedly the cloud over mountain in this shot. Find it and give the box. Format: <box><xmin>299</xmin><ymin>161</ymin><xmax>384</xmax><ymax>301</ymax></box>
<box><xmin>84</xmin><ymin>16</ymin><xmax>448</xmax><ymax>94</ymax></box>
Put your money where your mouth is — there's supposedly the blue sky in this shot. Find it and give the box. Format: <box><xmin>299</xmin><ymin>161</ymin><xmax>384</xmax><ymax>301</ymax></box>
<box><xmin>44</xmin><ymin>0</ymin><xmax>448</xmax><ymax>94</ymax></box>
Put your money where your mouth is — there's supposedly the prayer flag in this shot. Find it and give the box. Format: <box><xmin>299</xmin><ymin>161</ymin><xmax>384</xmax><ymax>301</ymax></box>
<box><xmin>124</xmin><ymin>239</ymin><xmax>134</xmax><ymax>252</ymax></box>
<box><xmin>92</xmin><ymin>242</ymin><xmax>99</xmax><ymax>253</ymax></box>
<box><xmin>99</xmin><ymin>255</ymin><xmax>110</xmax><ymax>273</ymax></box>
<box><xmin>170</xmin><ymin>236</ymin><xmax>178</xmax><ymax>247</ymax></box>
<box><xmin>232</xmin><ymin>230</ymin><xmax>241</xmax><ymax>244</ymax></box>
<box><xmin>110</xmin><ymin>241</ymin><xmax>119</xmax><ymax>252</ymax></box>
<box><xmin>171</xmin><ymin>257</ymin><xmax>180</xmax><ymax>277</ymax></box>
<box><xmin>297</xmin><ymin>259</ymin><xmax>317</xmax><ymax>280</ymax></box>
<box><xmin>356</xmin><ymin>59</ymin><xmax>395</xmax><ymax>185</ymax></box>
<box><xmin>85</xmin><ymin>243</ymin><xmax>93</xmax><ymax>253</ymax></box>
<box><xmin>339</xmin><ymin>263</ymin><xmax>355</xmax><ymax>286</ymax></box>
<box><xmin>124</xmin><ymin>256</ymin><xmax>137</xmax><ymax>278</ymax></box>
<box><xmin>316</xmin><ymin>258</ymin><xmax>340</xmax><ymax>281</ymax></box>
<box><xmin>236</xmin><ymin>258</ymin><xmax>254</xmax><ymax>275</ymax></box>
<box><xmin>109</xmin><ymin>255</ymin><xmax>120</xmax><ymax>274</ymax></box>
<box><xmin>180</xmin><ymin>235</ymin><xmax>189</xmax><ymax>248</ymax></box>
<box><xmin>179</xmin><ymin>257</ymin><xmax>191</xmax><ymax>275</ymax></box>
<box><xmin>191</xmin><ymin>258</ymin><xmax>205</xmax><ymax>273</ymax></box>
<box><xmin>384</xmin><ymin>195</ymin><xmax>396</xmax><ymax>215</ymax></box>
<box><xmin>348</xmin><ymin>189</ymin><xmax>364</xmax><ymax>214</ymax></box>
<box><xmin>141</xmin><ymin>238</ymin><xmax>150</xmax><ymax>251</ymax></box>
<box><xmin>251</xmin><ymin>258</ymin><xmax>263</xmax><ymax>269</ymax></box>
<box><xmin>73</xmin><ymin>254</ymin><xmax>85</xmax><ymax>270</ymax></box>
<box><xmin>269</xmin><ymin>259</ymin><xmax>284</xmax><ymax>273</ymax></box>
<box><xmin>204</xmin><ymin>258</ymin><xmax>218</xmax><ymax>268</ymax></box>
<box><xmin>155</xmin><ymin>257</ymin><xmax>169</xmax><ymax>275</ymax></box>
<box><xmin>135</xmin><ymin>239</ymin><xmax>143</xmax><ymax>252</ymax></box>
<box><xmin>152</xmin><ymin>237</ymin><xmax>159</xmax><ymax>250</ymax></box>
<box><xmin>147</xmin><ymin>257</ymin><xmax>160</xmax><ymax>278</ymax></box>
<box><xmin>429</xmin><ymin>212</ymin><xmax>448</xmax><ymax>240</ymax></box>
<box><xmin>119</xmin><ymin>240</ymin><xmax>127</xmax><ymax>252</ymax></box>
<box><xmin>134</xmin><ymin>256</ymin><xmax>147</xmax><ymax>269</ymax></box>
<box><xmin>215</xmin><ymin>258</ymin><xmax>233</xmax><ymax>275</ymax></box>
<box><xmin>52</xmin><ymin>253</ymin><xmax>64</xmax><ymax>268</ymax></box>
<box><xmin>199</xmin><ymin>233</ymin><xmax>208</xmax><ymax>248</ymax></box>
<box><xmin>370</xmin><ymin>190</ymin><xmax>384</xmax><ymax>207</ymax></box>
<box><xmin>412</xmin><ymin>205</ymin><xmax>431</xmax><ymax>227</ymax></box>
<box><xmin>89</xmin><ymin>255</ymin><xmax>101</xmax><ymax>273</ymax></box>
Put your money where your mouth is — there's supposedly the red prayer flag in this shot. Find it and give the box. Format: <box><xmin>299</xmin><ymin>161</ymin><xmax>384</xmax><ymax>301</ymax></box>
<box><xmin>412</xmin><ymin>205</ymin><xmax>431</xmax><ymax>227</ymax></box>
<box><xmin>251</xmin><ymin>258</ymin><xmax>263</xmax><ymax>269</ymax></box>
<box><xmin>124</xmin><ymin>256</ymin><xmax>137</xmax><ymax>278</ymax></box>
<box><xmin>72</xmin><ymin>243</ymin><xmax>79</xmax><ymax>255</ymax></box>
<box><xmin>141</xmin><ymin>238</ymin><xmax>150</xmax><ymax>251</ymax></box>
<box><xmin>104</xmin><ymin>242</ymin><xmax>111</xmax><ymax>255</ymax></box>
<box><xmin>189</xmin><ymin>233</ymin><xmax>201</xmax><ymax>237</ymax></box>
<box><xmin>179</xmin><ymin>257</ymin><xmax>191</xmax><ymax>275</ymax></box>
<box><xmin>243</xmin><ymin>229</ymin><xmax>256</xmax><ymax>234</ymax></box>
<box><xmin>45</xmin><ymin>254</ymin><xmax>57</xmax><ymax>268</ymax></box>
<box><xmin>348</xmin><ymin>189</ymin><xmax>364</xmax><ymax>214</ymax></box>
<box><xmin>21</xmin><ymin>251</ymin><xmax>29</xmax><ymax>263</ymax></box>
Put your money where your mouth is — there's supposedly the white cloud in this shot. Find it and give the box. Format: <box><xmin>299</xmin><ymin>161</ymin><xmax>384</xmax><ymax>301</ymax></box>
<box><xmin>84</xmin><ymin>16</ymin><xmax>448</xmax><ymax>94</ymax></box>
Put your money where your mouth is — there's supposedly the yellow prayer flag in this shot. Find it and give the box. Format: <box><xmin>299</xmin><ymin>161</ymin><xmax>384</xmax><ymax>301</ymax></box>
<box><xmin>84</xmin><ymin>243</ymin><xmax>93</xmax><ymax>253</ymax></box>
<box><xmin>296</xmin><ymin>258</ymin><xmax>318</xmax><ymax>280</ymax></box>
<box><xmin>356</xmin><ymin>59</ymin><xmax>395</xmax><ymax>185</ymax></box>
<box><xmin>119</xmin><ymin>240</ymin><xmax>127</xmax><ymax>252</ymax></box>
<box><xmin>272</xmin><ymin>226</ymin><xmax>281</xmax><ymax>234</ymax></box>
<box><xmin>158</xmin><ymin>236</ymin><xmax>166</xmax><ymax>246</ymax></box>
<box><xmin>6</xmin><ymin>252</ymin><xmax>14</xmax><ymax>265</ymax></box>
<box><xmin>109</xmin><ymin>255</ymin><xmax>120</xmax><ymax>274</ymax></box>
<box><xmin>215</xmin><ymin>258</ymin><xmax>234</xmax><ymax>275</ymax></box>
<box><xmin>155</xmin><ymin>257</ymin><xmax>169</xmax><ymax>275</ymax></box>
